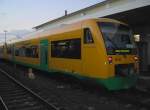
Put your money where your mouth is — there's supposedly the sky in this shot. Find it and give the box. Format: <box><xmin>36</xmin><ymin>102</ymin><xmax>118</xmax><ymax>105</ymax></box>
<box><xmin>0</xmin><ymin>0</ymin><xmax>104</xmax><ymax>43</ymax></box>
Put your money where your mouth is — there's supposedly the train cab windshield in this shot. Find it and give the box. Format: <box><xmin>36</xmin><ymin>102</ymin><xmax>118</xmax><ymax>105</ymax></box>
<box><xmin>98</xmin><ymin>22</ymin><xmax>136</xmax><ymax>55</ymax></box>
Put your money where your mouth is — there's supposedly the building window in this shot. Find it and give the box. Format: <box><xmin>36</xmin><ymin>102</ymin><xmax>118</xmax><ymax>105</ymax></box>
<box><xmin>51</xmin><ymin>38</ymin><xmax>81</xmax><ymax>59</ymax></box>
<box><xmin>84</xmin><ymin>28</ymin><xmax>94</xmax><ymax>44</ymax></box>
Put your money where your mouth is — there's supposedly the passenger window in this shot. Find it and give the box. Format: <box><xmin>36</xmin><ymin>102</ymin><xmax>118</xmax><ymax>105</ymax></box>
<box><xmin>84</xmin><ymin>28</ymin><xmax>94</xmax><ymax>44</ymax></box>
<box><xmin>51</xmin><ymin>38</ymin><xmax>81</xmax><ymax>59</ymax></box>
<box><xmin>14</xmin><ymin>45</ymin><xmax>39</xmax><ymax>58</ymax></box>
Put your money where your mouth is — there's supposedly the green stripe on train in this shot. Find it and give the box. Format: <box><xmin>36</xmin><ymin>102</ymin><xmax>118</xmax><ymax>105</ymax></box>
<box><xmin>13</xmin><ymin>60</ymin><xmax>137</xmax><ymax>90</ymax></box>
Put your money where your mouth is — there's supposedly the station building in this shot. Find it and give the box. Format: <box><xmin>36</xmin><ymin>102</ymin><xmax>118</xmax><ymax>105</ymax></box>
<box><xmin>33</xmin><ymin>0</ymin><xmax>150</xmax><ymax>73</ymax></box>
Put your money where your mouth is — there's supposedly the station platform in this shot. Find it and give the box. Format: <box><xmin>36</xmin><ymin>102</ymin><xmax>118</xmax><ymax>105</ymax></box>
<box><xmin>137</xmin><ymin>71</ymin><xmax>150</xmax><ymax>90</ymax></box>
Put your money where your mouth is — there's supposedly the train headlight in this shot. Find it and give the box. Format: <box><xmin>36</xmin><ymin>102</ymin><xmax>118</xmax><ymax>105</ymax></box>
<box><xmin>134</xmin><ymin>56</ymin><xmax>138</xmax><ymax>62</ymax></box>
<box><xmin>108</xmin><ymin>56</ymin><xmax>113</xmax><ymax>64</ymax></box>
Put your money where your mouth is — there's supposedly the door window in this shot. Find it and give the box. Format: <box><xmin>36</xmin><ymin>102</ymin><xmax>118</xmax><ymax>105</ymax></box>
<box><xmin>84</xmin><ymin>28</ymin><xmax>94</xmax><ymax>44</ymax></box>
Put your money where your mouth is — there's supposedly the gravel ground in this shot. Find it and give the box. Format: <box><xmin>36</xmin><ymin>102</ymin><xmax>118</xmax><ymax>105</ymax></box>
<box><xmin>137</xmin><ymin>74</ymin><xmax>150</xmax><ymax>90</ymax></box>
<box><xmin>0</xmin><ymin>61</ymin><xmax>141</xmax><ymax>110</ymax></box>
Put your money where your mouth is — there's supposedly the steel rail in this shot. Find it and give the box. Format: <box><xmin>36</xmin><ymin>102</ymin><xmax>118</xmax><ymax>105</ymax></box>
<box><xmin>0</xmin><ymin>68</ymin><xmax>60</xmax><ymax>110</ymax></box>
<box><xmin>0</xmin><ymin>96</ymin><xmax>9</xmax><ymax>110</ymax></box>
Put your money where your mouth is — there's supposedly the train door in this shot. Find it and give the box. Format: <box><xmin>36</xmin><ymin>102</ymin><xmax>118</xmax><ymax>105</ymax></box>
<box><xmin>40</xmin><ymin>40</ymin><xmax>48</xmax><ymax>68</ymax></box>
<box><xmin>83</xmin><ymin>28</ymin><xmax>97</xmax><ymax>76</ymax></box>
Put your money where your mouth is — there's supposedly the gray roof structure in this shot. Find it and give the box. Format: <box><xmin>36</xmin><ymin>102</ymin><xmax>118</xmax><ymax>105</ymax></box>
<box><xmin>33</xmin><ymin>0</ymin><xmax>109</xmax><ymax>29</ymax></box>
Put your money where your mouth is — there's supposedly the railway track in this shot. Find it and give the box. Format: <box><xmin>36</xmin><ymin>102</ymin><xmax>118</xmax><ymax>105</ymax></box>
<box><xmin>0</xmin><ymin>68</ymin><xmax>59</xmax><ymax>110</ymax></box>
<box><xmin>0</xmin><ymin>62</ymin><xmax>150</xmax><ymax>110</ymax></box>
<box><xmin>0</xmin><ymin>96</ymin><xmax>8</xmax><ymax>110</ymax></box>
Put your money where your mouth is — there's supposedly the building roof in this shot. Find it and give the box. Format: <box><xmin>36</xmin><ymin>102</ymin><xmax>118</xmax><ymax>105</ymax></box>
<box><xmin>33</xmin><ymin>0</ymin><xmax>110</xmax><ymax>29</ymax></box>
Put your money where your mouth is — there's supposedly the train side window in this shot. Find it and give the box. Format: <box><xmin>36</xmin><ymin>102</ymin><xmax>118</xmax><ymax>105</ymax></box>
<box><xmin>51</xmin><ymin>38</ymin><xmax>81</xmax><ymax>59</ymax></box>
<box><xmin>0</xmin><ymin>48</ymin><xmax>3</xmax><ymax>53</ymax></box>
<box><xmin>25</xmin><ymin>46</ymin><xmax>39</xmax><ymax>58</ymax></box>
<box><xmin>0</xmin><ymin>46</ymin><xmax>4</xmax><ymax>53</ymax></box>
<box><xmin>15</xmin><ymin>45</ymin><xmax>39</xmax><ymax>58</ymax></box>
<box><xmin>6</xmin><ymin>45</ymin><xmax>12</xmax><ymax>55</ymax></box>
<box><xmin>15</xmin><ymin>48</ymin><xmax>19</xmax><ymax>56</ymax></box>
<box><xmin>84</xmin><ymin>28</ymin><xmax>94</xmax><ymax>44</ymax></box>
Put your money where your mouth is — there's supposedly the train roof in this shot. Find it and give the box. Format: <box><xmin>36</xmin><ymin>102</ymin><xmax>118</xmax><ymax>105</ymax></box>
<box><xmin>4</xmin><ymin>18</ymin><xmax>126</xmax><ymax>45</ymax></box>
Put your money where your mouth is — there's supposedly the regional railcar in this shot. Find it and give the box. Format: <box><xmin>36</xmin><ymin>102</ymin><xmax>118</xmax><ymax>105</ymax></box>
<box><xmin>0</xmin><ymin>18</ymin><xmax>139</xmax><ymax>90</ymax></box>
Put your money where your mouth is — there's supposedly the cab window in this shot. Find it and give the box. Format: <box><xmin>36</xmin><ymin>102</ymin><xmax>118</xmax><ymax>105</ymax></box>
<box><xmin>84</xmin><ymin>28</ymin><xmax>94</xmax><ymax>44</ymax></box>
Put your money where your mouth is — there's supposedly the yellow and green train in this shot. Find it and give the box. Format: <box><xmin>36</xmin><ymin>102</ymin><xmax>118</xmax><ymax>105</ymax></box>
<box><xmin>0</xmin><ymin>18</ymin><xmax>139</xmax><ymax>90</ymax></box>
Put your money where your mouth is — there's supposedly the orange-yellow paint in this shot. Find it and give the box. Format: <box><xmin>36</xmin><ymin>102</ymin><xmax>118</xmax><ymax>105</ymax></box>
<box><xmin>0</xmin><ymin>18</ymin><xmax>138</xmax><ymax>80</ymax></box>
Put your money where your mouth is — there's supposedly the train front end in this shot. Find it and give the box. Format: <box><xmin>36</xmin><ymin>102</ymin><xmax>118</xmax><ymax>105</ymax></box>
<box><xmin>97</xmin><ymin>20</ymin><xmax>139</xmax><ymax>90</ymax></box>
